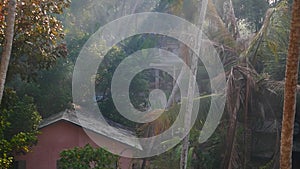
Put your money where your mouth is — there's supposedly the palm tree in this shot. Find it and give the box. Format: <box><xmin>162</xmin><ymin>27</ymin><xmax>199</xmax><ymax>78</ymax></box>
<box><xmin>280</xmin><ymin>0</ymin><xmax>300</xmax><ymax>168</ymax></box>
<box><xmin>0</xmin><ymin>0</ymin><xmax>16</xmax><ymax>103</ymax></box>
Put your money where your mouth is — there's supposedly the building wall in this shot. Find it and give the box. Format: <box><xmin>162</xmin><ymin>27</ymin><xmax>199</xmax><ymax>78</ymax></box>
<box><xmin>15</xmin><ymin>121</ymin><xmax>133</xmax><ymax>169</ymax></box>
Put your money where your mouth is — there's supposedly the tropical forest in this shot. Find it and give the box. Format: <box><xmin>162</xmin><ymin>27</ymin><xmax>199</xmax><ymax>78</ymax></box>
<box><xmin>0</xmin><ymin>0</ymin><xmax>300</xmax><ymax>169</ymax></box>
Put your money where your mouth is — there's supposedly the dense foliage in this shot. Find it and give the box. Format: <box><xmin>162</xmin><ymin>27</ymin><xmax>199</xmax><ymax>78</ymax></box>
<box><xmin>0</xmin><ymin>0</ymin><xmax>70</xmax><ymax>80</ymax></box>
<box><xmin>232</xmin><ymin>0</ymin><xmax>269</xmax><ymax>32</ymax></box>
<box><xmin>59</xmin><ymin>144</ymin><xmax>117</xmax><ymax>169</ymax></box>
<box><xmin>0</xmin><ymin>0</ymin><xmax>70</xmax><ymax>168</ymax></box>
<box><xmin>0</xmin><ymin>0</ymin><xmax>297</xmax><ymax>168</ymax></box>
<box><xmin>0</xmin><ymin>89</ymin><xmax>41</xmax><ymax>168</ymax></box>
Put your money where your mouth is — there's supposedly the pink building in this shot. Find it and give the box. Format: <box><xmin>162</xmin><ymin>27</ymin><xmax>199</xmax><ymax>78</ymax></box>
<box><xmin>15</xmin><ymin>110</ymin><xmax>141</xmax><ymax>169</ymax></box>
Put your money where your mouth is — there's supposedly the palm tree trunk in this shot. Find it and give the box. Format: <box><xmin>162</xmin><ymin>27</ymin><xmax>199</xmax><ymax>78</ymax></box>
<box><xmin>180</xmin><ymin>52</ymin><xmax>198</xmax><ymax>169</ymax></box>
<box><xmin>223</xmin><ymin>0</ymin><xmax>239</xmax><ymax>39</ymax></box>
<box><xmin>280</xmin><ymin>0</ymin><xmax>300</xmax><ymax>168</ymax></box>
<box><xmin>0</xmin><ymin>0</ymin><xmax>16</xmax><ymax>104</ymax></box>
<box><xmin>179</xmin><ymin>0</ymin><xmax>208</xmax><ymax>168</ymax></box>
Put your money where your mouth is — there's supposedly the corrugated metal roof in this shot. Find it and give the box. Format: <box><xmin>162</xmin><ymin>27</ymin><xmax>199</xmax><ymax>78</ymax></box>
<box><xmin>39</xmin><ymin>109</ymin><xmax>142</xmax><ymax>150</ymax></box>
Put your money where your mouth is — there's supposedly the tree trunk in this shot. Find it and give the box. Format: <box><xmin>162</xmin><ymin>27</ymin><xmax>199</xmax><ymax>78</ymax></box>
<box><xmin>180</xmin><ymin>51</ymin><xmax>198</xmax><ymax>169</ymax></box>
<box><xmin>0</xmin><ymin>0</ymin><xmax>16</xmax><ymax>104</ymax></box>
<box><xmin>179</xmin><ymin>0</ymin><xmax>208</xmax><ymax>168</ymax></box>
<box><xmin>280</xmin><ymin>0</ymin><xmax>300</xmax><ymax>168</ymax></box>
<box><xmin>223</xmin><ymin>0</ymin><xmax>239</xmax><ymax>39</ymax></box>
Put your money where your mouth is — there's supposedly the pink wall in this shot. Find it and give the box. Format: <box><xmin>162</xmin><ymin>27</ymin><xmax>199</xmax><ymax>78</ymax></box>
<box><xmin>15</xmin><ymin>120</ymin><xmax>133</xmax><ymax>169</ymax></box>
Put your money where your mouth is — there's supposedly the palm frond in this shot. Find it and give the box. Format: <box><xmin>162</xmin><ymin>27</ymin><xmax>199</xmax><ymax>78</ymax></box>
<box><xmin>241</xmin><ymin>1</ymin><xmax>291</xmax><ymax>77</ymax></box>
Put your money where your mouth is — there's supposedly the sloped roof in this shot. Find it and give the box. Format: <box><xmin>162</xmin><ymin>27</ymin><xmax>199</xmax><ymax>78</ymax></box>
<box><xmin>39</xmin><ymin>110</ymin><xmax>142</xmax><ymax>150</ymax></box>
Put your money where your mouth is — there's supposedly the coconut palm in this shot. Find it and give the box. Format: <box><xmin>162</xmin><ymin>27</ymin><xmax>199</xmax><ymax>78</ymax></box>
<box><xmin>280</xmin><ymin>0</ymin><xmax>300</xmax><ymax>168</ymax></box>
<box><xmin>0</xmin><ymin>0</ymin><xmax>16</xmax><ymax>103</ymax></box>
<box><xmin>138</xmin><ymin>1</ymin><xmax>298</xmax><ymax>168</ymax></box>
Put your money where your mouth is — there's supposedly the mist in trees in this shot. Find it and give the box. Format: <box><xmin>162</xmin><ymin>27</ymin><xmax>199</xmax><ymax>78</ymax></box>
<box><xmin>0</xmin><ymin>0</ymin><xmax>299</xmax><ymax>168</ymax></box>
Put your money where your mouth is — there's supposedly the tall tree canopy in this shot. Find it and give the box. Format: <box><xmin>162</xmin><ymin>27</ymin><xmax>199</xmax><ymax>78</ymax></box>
<box><xmin>0</xmin><ymin>0</ymin><xmax>70</xmax><ymax>168</ymax></box>
<box><xmin>0</xmin><ymin>0</ymin><xmax>69</xmax><ymax>81</ymax></box>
